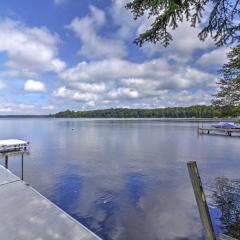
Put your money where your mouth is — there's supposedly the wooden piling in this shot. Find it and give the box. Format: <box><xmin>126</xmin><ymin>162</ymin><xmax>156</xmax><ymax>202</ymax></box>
<box><xmin>4</xmin><ymin>155</ymin><xmax>8</xmax><ymax>169</ymax></box>
<box><xmin>187</xmin><ymin>161</ymin><xmax>216</xmax><ymax>240</ymax></box>
<box><xmin>21</xmin><ymin>153</ymin><xmax>24</xmax><ymax>181</ymax></box>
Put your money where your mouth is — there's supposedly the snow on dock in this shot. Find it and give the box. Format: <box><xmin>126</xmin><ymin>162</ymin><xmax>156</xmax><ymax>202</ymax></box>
<box><xmin>0</xmin><ymin>165</ymin><xmax>101</xmax><ymax>240</ymax></box>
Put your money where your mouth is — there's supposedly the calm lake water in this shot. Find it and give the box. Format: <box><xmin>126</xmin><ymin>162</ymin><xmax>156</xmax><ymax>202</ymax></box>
<box><xmin>0</xmin><ymin>118</ymin><xmax>239</xmax><ymax>240</ymax></box>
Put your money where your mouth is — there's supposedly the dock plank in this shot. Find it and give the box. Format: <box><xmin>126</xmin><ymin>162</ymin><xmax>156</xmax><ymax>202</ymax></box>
<box><xmin>0</xmin><ymin>166</ymin><xmax>101</xmax><ymax>240</ymax></box>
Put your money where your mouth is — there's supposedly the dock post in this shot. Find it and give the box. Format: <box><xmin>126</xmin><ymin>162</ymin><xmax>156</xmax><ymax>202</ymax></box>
<box><xmin>4</xmin><ymin>155</ymin><xmax>8</xmax><ymax>169</ymax></box>
<box><xmin>187</xmin><ymin>161</ymin><xmax>216</xmax><ymax>240</ymax></box>
<box><xmin>21</xmin><ymin>153</ymin><xmax>24</xmax><ymax>181</ymax></box>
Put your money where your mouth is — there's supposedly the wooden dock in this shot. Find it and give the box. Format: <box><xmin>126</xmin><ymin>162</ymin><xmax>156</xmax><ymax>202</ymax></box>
<box><xmin>0</xmin><ymin>165</ymin><xmax>101</xmax><ymax>240</ymax></box>
<box><xmin>0</xmin><ymin>139</ymin><xmax>29</xmax><ymax>153</ymax></box>
<box><xmin>198</xmin><ymin>127</ymin><xmax>240</xmax><ymax>137</ymax></box>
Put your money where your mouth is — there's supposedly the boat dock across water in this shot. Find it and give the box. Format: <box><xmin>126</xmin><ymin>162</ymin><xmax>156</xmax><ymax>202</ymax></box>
<box><xmin>198</xmin><ymin>127</ymin><xmax>240</xmax><ymax>137</ymax></box>
<box><xmin>198</xmin><ymin>121</ymin><xmax>240</xmax><ymax>137</ymax></box>
<box><xmin>0</xmin><ymin>139</ymin><xmax>29</xmax><ymax>153</ymax></box>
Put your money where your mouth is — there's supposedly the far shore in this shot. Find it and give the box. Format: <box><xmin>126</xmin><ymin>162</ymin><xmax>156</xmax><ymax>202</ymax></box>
<box><xmin>0</xmin><ymin>116</ymin><xmax>238</xmax><ymax>123</ymax></box>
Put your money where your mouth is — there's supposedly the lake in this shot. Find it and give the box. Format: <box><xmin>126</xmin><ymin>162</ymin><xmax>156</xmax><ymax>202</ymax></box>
<box><xmin>0</xmin><ymin>118</ymin><xmax>239</xmax><ymax>240</ymax></box>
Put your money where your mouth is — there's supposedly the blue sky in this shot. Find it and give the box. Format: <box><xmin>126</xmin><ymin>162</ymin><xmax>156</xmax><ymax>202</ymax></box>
<box><xmin>0</xmin><ymin>0</ymin><xmax>229</xmax><ymax>114</ymax></box>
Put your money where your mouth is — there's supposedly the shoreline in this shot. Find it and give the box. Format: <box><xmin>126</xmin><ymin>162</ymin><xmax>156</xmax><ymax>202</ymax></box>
<box><xmin>0</xmin><ymin>116</ymin><xmax>237</xmax><ymax>122</ymax></box>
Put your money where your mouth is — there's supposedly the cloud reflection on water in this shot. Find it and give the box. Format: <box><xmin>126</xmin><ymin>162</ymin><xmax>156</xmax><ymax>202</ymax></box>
<box><xmin>1</xmin><ymin>119</ymin><xmax>240</xmax><ymax>239</ymax></box>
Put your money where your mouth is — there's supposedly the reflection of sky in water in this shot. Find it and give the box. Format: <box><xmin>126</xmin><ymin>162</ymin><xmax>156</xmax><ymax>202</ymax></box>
<box><xmin>0</xmin><ymin>119</ymin><xmax>239</xmax><ymax>239</ymax></box>
<box><xmin>209</xmin><ymin>206</ymin><xmax>222</xmax><ymax>236</ymax></box>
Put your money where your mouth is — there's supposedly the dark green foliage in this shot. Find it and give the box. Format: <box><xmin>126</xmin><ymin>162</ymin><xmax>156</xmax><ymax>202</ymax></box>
<box><xmin>213</xmin><ymin>105</ymin><xmax>240</xmax><ymax>117</ymax></box>
<box><xmin>213</xmin><ymin>45</ymin><xmax>240</xmax><ymax>107</ymax></box>
<box><xmin>212</xmin><ymin>177</ymin><xmax>240</xmax><ymax>238</ymax></box>
<box><xmin>54</xmin><ymin>105</ymin><xmax>216</xmax><ymax>118</ymax></box>
<box><xmin>126</xmin><ymin>0</ymin><xmax>240</xmax><ymax>47</ymax></box>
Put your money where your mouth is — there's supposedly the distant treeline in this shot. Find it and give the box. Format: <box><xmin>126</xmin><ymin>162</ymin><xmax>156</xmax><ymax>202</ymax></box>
<box><xmin>54</xmin><ymin>105</ymin><xmax>240</xmax><ymax>118</ymax></box>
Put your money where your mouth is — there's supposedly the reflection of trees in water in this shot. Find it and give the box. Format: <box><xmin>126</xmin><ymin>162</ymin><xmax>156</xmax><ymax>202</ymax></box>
<box><xmin>212</xmin><ymin>177</ymin><xmax>240</xmax><ymax>239</ymax></box>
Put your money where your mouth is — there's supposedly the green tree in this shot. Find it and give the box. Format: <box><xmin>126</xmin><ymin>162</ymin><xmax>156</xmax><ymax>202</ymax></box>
<box><xmin>212</xmin><ymin>45</ymin><xmax>240</xmax><ymax>117</ymax></box>
<box><xmin>126</xmin><ymin>0</ymin><xmax>240</xmax><ymax>47</ymax></box>
<box><xmin>54</xmin><ymin>105</ymin><xmax>216</xmax><ymax>118</ymax></box>
<box><xmin>213</xmin><ymin>45</ymin><xmax>240</xmax><ymax>108</ymax></box>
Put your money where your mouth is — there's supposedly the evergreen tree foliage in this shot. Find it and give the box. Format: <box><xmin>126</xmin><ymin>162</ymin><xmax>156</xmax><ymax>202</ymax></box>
<box><xmin>126</xmin><ymin>0</ymin><xmax>240</xmax><ymax>47</ymax></box>
<box><xmin>213</xmin><ymin>45</ymin><xmax>240</xmax><ymax>107</ymax></box>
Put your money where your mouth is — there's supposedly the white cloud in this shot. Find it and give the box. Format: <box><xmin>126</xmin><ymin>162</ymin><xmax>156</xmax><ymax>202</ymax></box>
<box><xmin>59</xmin><ymin>58</ymin><xmax>216</xmax><ymax>88</ymax></box>
<box><xmin>42</xmin><ymin>105</ymin><xmax>55</xmax><ymax>110</ymax></box>
<box><xmin>53</xmin><ymin>0</ymin><xmax>66</xmax><ymax>5</ymax></box>
<box><xmin>0</xmin><ymin>19</ymin><xmax>66</xmax><ymax>75</ymax></box>
<box><xmin>0</xmin><ymin>2</ymin><xmax>222</xmax><ymax>112</ymax></box>
<box><xmin>67</xmin><ymin>5</ymin><xmax>126</xmax><ymax>59</ymax></box>
<box><xmin>0</xmin><ymin>101</ymin><xmax>55</xmax><ymax>114</ymax></box>
<box><xmin>54</xmin><ymin>58</ymin><xmax>216</xmax><ymax>107</ymax></box>
<box><xmin>0</xmin><ymin>102</ymin><xmax>33</xmax><ymax>113</ymax></box>
<box><xmin>0</xmin><ymin>69</ymin><xmax>38</xmax><ymax>78</ymax></box>
<box><xmin>108</xmin><ymin>87</ymin><xmax>139</xmax><ymax>99</ymax></box>
<box><xmin>110</xmin><ymin>0</ymin><xmax>216</xmax><ymax>62</ymax></box>
<box><xmin>54</xmin><ymin>86</ymin><xmax>99</xmax><ymax>101</ymax></box>
<box><xmin>158</xmin><ymin>90</ymin><xmax>213</xmax><ymax>107</ymax></box>
<box><xmin>54</xmin><ymin>1</ymin><xmax>220</xmax><ymax>109</ymax></box>
<box><xmin>24</xmin><ymin>79</ymin><xmax>46</xmax><ymax>92</ymax></box>
<box><xmin>89</xmin><ymin>5</ymin><xmax>106</xmax><ymax>26</ymax></box>
<box><xmin>139</xmin><ymin>21</ymin><xmax>215</xmax><ymax>62</ymax></box>
<box><xmin>0</xmin><ymin>80</ymin><xmax>6</xmax><ymax>89</ymax></box>
<box><xmin>110</xmin><ymin>0</ymin><xmax>141</xmax><ymax>40</ymax></box>
<box><xmin>197</xmin><ymin>48</ymin><xmax>229</xmax><ymax>67</ymax></box>
<box><xmin>0</xmin><ymin>107</ymin><xmax>12</xmax><ymax>113</ymax></box>
<box><xmin>68</xmin><ymin>82</ymin><xmax>106</xmax><ymax>93</ymax></box>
